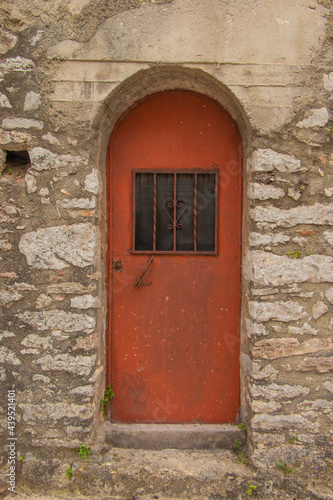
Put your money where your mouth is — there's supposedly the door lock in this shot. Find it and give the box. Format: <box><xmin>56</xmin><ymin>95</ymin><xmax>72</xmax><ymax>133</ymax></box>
<box><xmin>114</xmin><ymin>260</ymin><xmax>123</xmax><ymax>271</ymax></box>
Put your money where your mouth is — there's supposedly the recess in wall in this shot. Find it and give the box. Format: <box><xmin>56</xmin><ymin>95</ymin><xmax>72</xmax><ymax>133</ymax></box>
<box><xmin>3</xmin><ymin>150</ymin><xmax>31</xmax><ymax>176</ymax></box>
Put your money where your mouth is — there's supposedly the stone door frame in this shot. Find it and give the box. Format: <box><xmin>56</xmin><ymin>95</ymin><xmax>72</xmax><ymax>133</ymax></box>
<box><xmin>92</xmin><ymin>65</ymin><xmax>252</xmax><ymax>437</ymax></box>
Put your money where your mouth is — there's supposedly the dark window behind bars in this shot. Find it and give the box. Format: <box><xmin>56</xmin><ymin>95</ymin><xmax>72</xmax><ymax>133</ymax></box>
<box><xmin>133</xmin><ymin>171</ymin><xmax>218</xmax><ymax>254</ymax></box>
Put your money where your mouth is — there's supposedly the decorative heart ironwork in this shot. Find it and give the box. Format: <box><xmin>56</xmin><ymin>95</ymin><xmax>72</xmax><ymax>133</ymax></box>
<box><xmin>163</xmin><ymin>198</ymin><xmax>187</xmax><ymax>230</ymax></box>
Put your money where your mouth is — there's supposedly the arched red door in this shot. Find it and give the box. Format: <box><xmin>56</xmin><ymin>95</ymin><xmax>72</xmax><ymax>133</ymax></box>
<box><xmin>108</xmin><ymin>91</ymin><xmax>242</xmax><ymax>423</ymax></box>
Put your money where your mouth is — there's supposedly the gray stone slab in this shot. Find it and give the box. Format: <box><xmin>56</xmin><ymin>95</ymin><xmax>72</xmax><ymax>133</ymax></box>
<box><xmin>104</xmin><ymin>422</ymin><xmax>245</xmax><ymax>450</ymax></box>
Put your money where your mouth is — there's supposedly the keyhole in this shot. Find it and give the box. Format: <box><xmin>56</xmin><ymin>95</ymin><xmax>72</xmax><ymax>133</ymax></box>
<box><xmin>114</xmin><ymin>261</ymin><xmax>122</xmax><ymax>271</ymax></box>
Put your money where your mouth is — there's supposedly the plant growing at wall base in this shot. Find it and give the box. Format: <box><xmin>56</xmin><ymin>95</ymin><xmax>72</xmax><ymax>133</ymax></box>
<box><xmin>238</xmin><ymin>422</ymin><xmax>247</xmax><ymax>431</ymax></box>
<box><xmin>277</xmin><ymin>461</ymin><xmax>295</xmax><ymax>474</ymax></box>
<box><xmin>247</xmin><ymin>484</ymin><xmax>257</xmax><ymax>496</ymax></box>
<box><xmin>76</xmin><ymin>444</ymin><xmax>90</xmax><ymax>459</ymax></box>
<box><xmin>66</xmin><ymin>466</ymin><xmax>73</xmax><ymax>478</ymax></box>
<box><xmin>100</xmin><ymin>385</ymin><xmax>115</xmax><ymax>415</ymax></box>
<box><xmin>233</xmin><ymin>439</ymin><xmax>248</xmax><ymax>464</ymax></box>
<box><xmin>233</xmin><ymin>439</ymin><xmax>242</xmax><ymax>452</ymax></box>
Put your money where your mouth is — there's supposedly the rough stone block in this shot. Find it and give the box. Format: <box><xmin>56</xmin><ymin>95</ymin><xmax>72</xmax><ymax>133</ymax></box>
<box><xmin>252</xmin><ymin>414</ymin><xmax>320</xmax><ymax>432</ymax></box>
<box><xmin>32</xmin><ymin>374</ymin><xmax>50</xmax><ymax>384</ymax></box>
<box><xmin>252</xmin><ymin>444</ymin><xmax>307</xmax><ymax>468</ymax></box>
<box><xmin>0</xmin><ymin>289</ymin><xmax>23</xmax><ymax>306</ymax></box>
<box><xmin>325</xmin><ymin>288</ymin><xmax>333</xmax><ymax>304</ymax></box>
<box><xmin>57</xmin><ymin>197</ymin><xmax>96</xmax><ymax>209</ymax></box>
<box><xmin>35</xmin><ymin>294</ymin><xmax>52</xmax><ymax>309</ymax></box>
<box><xmin>46</xmin><ymin>282</ymin><xmax>95</xmax><ymax>294</ymax></box>
<box><xmin>19</xmin><ymin>223</ymin><xmax>97</xmax><ymax>269</ymax></box>
<box><xmin>296</xmin><ymin>107</ymin><xmax>329</xmax><ymax>128</ymax></box>
<box><xmin>18</xmin><ymin>309</ymin><xmax>95</xmax><ymax>333</ymax></box>
<box><xmin>84</xmin><ymin>169</ymin><xmax>100</xmax><ymax>194</ymax></box>
<box><xmin>251</xmin><ymin>203</ymin><xmax>333</xmax><ymax>227</ymax></box>
<box><xmin>0</xmin><ymin>56</ymin><xmax>35</xmax><ymax>78</ymax></box>
<box><xmin>250</xmin><ymin>383</ymin><xmax>310</xmax><ymax>400</ymax></box>
<box><xmin>249</xmin><ymin>300</ymin><xmax>306</xmax><ymax>322</ymax></box>
<box><xmin>42</xmin><ymin>132</ymin><xmax>60</xmax><ymax>145</ymax></box>
<box><xmin>323</xmin><ymin>381</ymin><xmax>333</xmax><ymax>393</ymax></box>
<box><xmin>0</xmin><ymin>239</ymin><xmax>12</xmax><ymax>251</ymax></box>
<box><xmin>0</xmin><ymin>130</ymin><xmax>33</xmax><ymax>147</ymax></box>
<box><xmin>323</xmin><ymin>72</ymin><xmax>333</xmax><ymax>92</ymax></box>
<box><xmin>241</xmin><ymin>354</ymin><xmax>278</xmax><ymax>380</ymax></box>
<box><xmin>252</xmin><ymin>338</ymin><xmax>332</xmax><ymax>360</ymax></box>
<box><xmin>250</xmin><ymin>148</ymin><xmax>302</xmax><ymax>173</ymax></box>
<box><xmin>312</xmin><ymin>301</ymin><xmax>328</xmax><ymax>320</ymax></box>
<box><xmin>23</xmin><ymin>91</ymin><xmax>41</xmax><ymax>111</ymax></box>
<box><xmin>0</xmin><ymin>92</ymin><xmax>12</xmax><ymax>108</ymax></box>
<box><xmin>288</xmin><ymin>323</ymin><xmax>318</xmax><ymax>336</ymax></box>
<box><xmin>73</xmin><ymin>333</ymin><xmax>96</xmax><ymax>351</ymax></box>
<box><xmin>246</xmin><ymin>251</ymin><xmax>333</xmax><ymax>286</ymax></box>
<box><xmin>245</xmin><ymin>318</ymin><xmax>268</xmax><ymax>337</ymax></box>
<box><xmin>298</xmin><ymin>399</ymin><xmax>333</xmax><ymax>412</ymax></box>
<box><xmin>249</xmin><ymin>232</ymin><xmax>290</xmax><ymax>247</ymax></box>
<box><xmin>0</xmin><ymin>30</ymin><xmax>18</xmax><ymax>55</ymax></box>
<box><xmin>19</xmin><ymin>402</ymin><xmax>93</xmax><ymax>421</ymax></box>
<box><xmin>70</xmin><ymin>294</ymin><xmax>100</xmax><ymax>309</ymax></box>
<box><xmin>21</xmin><ymin>334</ymin><xmax>51</xmax><ymax>349</ymax></box>
<box><xmin>2</xmin><ymin>118</ymin><xmax>44</xmax><ymax>130</ymax></box>
<box><xmin>296</xmin><ymin>357</ymin><xmax>333</xmax><ymax>373</ymax></box>
<box><xmin>0</xmin><ymin>346</ymin><xmax>21</xmax><ymax>365</ymax></box>
<box><xmin>29</xmin><ymin>147</ymin><xmax>86</xmax><ymax>171</ymax></box>
<box><xmin>251</xmin><ymin>400</ymin><xmax>281</xmax><ymax>413</ymax></box>
<box><xmin>248</xmin><ymin>182</ymin><xmax>285</xmax><ymax>200</ymax></box>
<box><xmin>70</xmin><ymin>385</ymin><xmax>94</xmax><ymax>396</ymax></box>
<box><xmin>33</xmin><ymin>354</ymin><xmax>96</xmax><ymax>376</ymax></box>
<box><xmin>0</xmin><ymin>331</ymin><xmax>15</xmax><ymax>341</ymax></box>
<box><xmin>323</xmin><ymin>231</ymin><xmax>333</xmax><ymax>246</ymax></box>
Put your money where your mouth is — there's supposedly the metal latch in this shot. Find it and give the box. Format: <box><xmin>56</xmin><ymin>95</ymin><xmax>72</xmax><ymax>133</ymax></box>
<box><xmin>133</xmin><ymin>256</ymin><xmax>154</xmax><ymax>289</ymax></box>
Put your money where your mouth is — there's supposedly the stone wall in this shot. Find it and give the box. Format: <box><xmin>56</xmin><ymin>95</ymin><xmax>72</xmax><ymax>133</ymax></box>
<box><xmin>0</xmin><ymin>0</ymin><xmax>332</xmax><ymax>492</ymax></box>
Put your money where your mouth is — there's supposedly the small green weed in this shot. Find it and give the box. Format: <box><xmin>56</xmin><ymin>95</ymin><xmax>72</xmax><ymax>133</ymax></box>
<box><xmin>8</xmin><ymin>168</ymin><xmax>12</xmax><ymax>175</ymax></box>
<box><xmin>287</xmin><ymin>250</ymin><xmax>301</xmax><ymax>259</ymax></box>
<box><xmin>277</xmin><ymin>461</ymin><xmax>295</xmax><ymax>474</ymax></box>
<box><xmin>238</xmin><ymin>422</ymin><xmax>247</xmax><ymax>431</ymax></box>
<box><xmin>66</xmin><ymin>466</ymin><xmax>73</xmax><ymax>478</ymax></box>
<box><xmin>113</xmin><ymin>453</ymin><xmax>120</xmax><ymax>462</ymax></box>
<box><xmin>290</xmin><ymin>436</ymin><xmax>299</xmax><ymax>445</ymax></box>
<box><xmin>100</xmin><ymin>385</ymin><xmax>115</xmax><ymax>415</ymax></box>
<box><xmin>237</xmin><ymin>451</ymin><xmax>248</xmax><ymax>464</ymax></box>
<box><xmin>247</xmin><ymin>483</ymin><xmax>257</xmax><ymax>496</ymax></box>
<box><xmin>233</xmin><ymin>439</ymin><xmax>248</xmax><ymax>464</ymax></box>
<box><xmin>233</xmin><ymin>439</ymin><xmax>242</xmax><ymax>452</ymax></box>
<box><xmin>76</xmin><ymin>444</ymin><xmax>90</xmax><ymax>459</ymax></box>
<box><xmin>19</xmin><ymin>456</ymin><xmax>25</xmax><ymax>462</ymax></box>
<box><xmin>330</xmin><ymin>125</ymin><xmax>333</xmax><ymax>136</ymax></box>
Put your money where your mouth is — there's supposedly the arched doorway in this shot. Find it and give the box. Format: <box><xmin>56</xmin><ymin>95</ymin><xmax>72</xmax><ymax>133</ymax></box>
<box><xmin>108</xmin><ymin>90</ymin><xmax>242</xmax><ymax>423</ymax></box>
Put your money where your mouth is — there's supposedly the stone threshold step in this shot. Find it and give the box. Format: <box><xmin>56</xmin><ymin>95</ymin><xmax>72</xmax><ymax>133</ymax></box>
<box><xmin>103</xmin><ymin>422</ymin><xmax>245</xmax><ymax>450</ymax></box>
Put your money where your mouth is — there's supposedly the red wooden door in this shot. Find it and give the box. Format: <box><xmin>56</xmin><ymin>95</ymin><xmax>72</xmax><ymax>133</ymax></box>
<box><xmin>109</xmin><ymin>91</ymin><xmax>242</xmax><ymax>423</ymax></box>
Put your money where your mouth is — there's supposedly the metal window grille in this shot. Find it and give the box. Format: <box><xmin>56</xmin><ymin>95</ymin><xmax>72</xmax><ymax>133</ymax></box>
<box><xmin>133</xmin><ymin>170</ymin><xmax>218</xmax><ymax>254</ymax></box>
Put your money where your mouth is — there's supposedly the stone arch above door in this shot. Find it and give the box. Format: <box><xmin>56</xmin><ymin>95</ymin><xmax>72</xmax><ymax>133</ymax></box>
<box><xmin>93</xmin><ymin>65</ymin><xmax>252</xmax><ymax>168</ymax></box>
